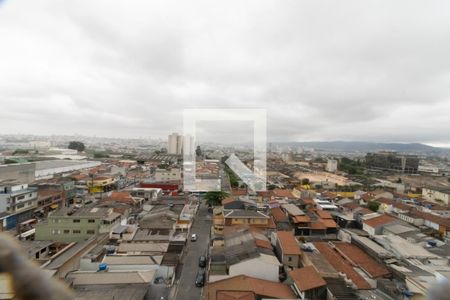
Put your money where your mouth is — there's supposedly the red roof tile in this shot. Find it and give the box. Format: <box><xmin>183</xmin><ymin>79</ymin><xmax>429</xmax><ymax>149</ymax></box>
<box><xmin>292</xmin><ymin>215</ymin><xmax>311</xmax><ymax>224</ymax></box>
<box><xmin>277</xmin><ymin>231</ymin><xmax>301</xmax><ymax>255</ymax></box>
<box><xmin>363</xmin><ymin>214</ymin><xmax>397</xmax><ymax>228</ymax></box>
<box><xmin>273</xmin><ymin>189</ymin><xmax>294</xmax><ymax>198</ymax></box>
<box><xmin>270</xmin><ymin>207</ymin><xmax>288</xmax><ymax>222</ymax></box>
<box><xmin>313</xmin><ymin>242</ymin><xmax>371</xmax><ymax>289</ymax></box>
<box><xmin>289</xmin><ymin>266</ymin><xmax>326</xmax><ymax>292</ymax></box>
<box><xmin>315</xmin><ymin>210</ymin><xmax>332</xmax><ymax>219</ymax></box>
<box><xmin>322</xmin><ymin>219</ymin><xmax>338</xmax><ymax>228</ymax></box>
<box><xmin>334</xmin><ymin>243</ymin><xmax>390</xmax><ymax>278</ymax></box>
<box><xmin>206</xmin><ymin>275</ymin><xmax>296</xmax><ymax>300</ymax></box>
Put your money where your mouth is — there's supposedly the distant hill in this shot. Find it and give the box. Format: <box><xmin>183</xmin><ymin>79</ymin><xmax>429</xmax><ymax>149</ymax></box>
<box><xmin>274</xmin><ymin>141</ymin><xmax>450</xmax><ymax>154</ymax></box>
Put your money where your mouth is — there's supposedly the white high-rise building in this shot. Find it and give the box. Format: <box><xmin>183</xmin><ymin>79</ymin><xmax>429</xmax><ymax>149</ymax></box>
<box><xmin>168</xmin><ymin>133</ymin><xmax>184</xmax><ymax>155</ymax></box>
<box><xmin>326</xmin><ymin>159</ymin><xmax>338</xmax><ymax>173</ymax></box>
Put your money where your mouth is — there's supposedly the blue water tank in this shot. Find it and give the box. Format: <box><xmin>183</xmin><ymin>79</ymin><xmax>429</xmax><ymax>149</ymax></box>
<box><xmin>98</xmin><ymin>263</ymin><xmax>108</xmax><ymax>271</ymax></box>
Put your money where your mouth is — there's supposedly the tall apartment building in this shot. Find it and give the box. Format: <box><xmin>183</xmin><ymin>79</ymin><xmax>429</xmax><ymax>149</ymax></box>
<box><xmin>0</xmin><ymin>180</ymin><xmax>38</xmax><ymax>231</ymax></box>
<box><xmin>326</xmin><ymin>159</ymin><xmax>338</xmax><ymax>173</ymax></box>
<box><xmin>168</xmin><ymin>133</ymin><xmax>183</xmax><ymax>155</ymax></box>
<box><xmin>168</xmin><ymin>133</ymin><xmax>194</xmax><ymax>155</ymax></box>
<box><xmin>365</xmin><ymin>152</ymin><xmax>419</xmax><ymax>174</ymax></box>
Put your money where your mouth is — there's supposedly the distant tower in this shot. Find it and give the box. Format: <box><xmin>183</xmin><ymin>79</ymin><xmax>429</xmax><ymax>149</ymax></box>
<box><xmin>168</xmin><ymin>133</ymin><xmax>183</xmax><ymax>155</ymax></box>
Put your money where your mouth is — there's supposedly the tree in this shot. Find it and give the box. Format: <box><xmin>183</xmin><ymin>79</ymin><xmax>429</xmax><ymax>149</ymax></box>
<box><xmin>204</xmin><ymin>191</ymin><xmax>229</xmax><ymax>206</ymax></box>
<box><xmin>196</xmin><ymin>146</ymin><xmax>202</xmax><ymax>157</ymax></box>
<box><xmin>68</xmin><ymin>141</ymin><xmax>85</xmax><ymax>152</ymax></box>
<box><xmin>267</xmin><ymin>184</ymin><xmax>277</xmax><ymax>190</ymax></box>
<box><xmin>367</xmin><ymin>201</ymin><xmax>380</xmax><ymax>212</ymax></box>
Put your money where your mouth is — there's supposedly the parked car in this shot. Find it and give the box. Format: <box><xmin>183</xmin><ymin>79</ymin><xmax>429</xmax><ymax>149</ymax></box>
<box><xmin>199</xmin><ymin>255</ymin><xmax>207</xmax><ymax>268</ymax></box>
<box><xmin>191</xmin><ymin>233</ymin><xmax>197</xmax><ymax>242</ymax></box>
<box><xmin>195</xmin><ymin>270</ymin><xmax>205</xmax><ymax>287</ymax></box>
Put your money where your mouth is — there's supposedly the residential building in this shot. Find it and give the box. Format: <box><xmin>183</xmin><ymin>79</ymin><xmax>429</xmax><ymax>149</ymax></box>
<box><xmin>205</xmin><ymin>275</ymin><xmax>296</xmax><ymax>300</ymax></box>
<box><xmin>167</xmin><ymin>132</ymin><xmax>183</xmax><ymax>155</ymax></box>
<box><xmin>35</xmin><ymin>207</ymin><xmax>121</xmax><ymax>242</ymax></box>
<box><xmin>154</xmin><ymin>168</ymin><xmax>181</xmax><ymax>182</ymax></box>
<box><xmin>209</xmin><ymin>227</ymin><xmax>280</xmax><ymax>282</ymax></box>
<box><xmin>275</xmin><ymin>231</ymin><xmax>302</xmax><ymax>269</ymax></box>
<box><xmin>0</xmin><ymin>180</ymin><xmax>37</xmax><ymax>231</ymax></box>
<box><xmin>362</xmin><ymin>214</ymin><xmax>398</xmax><ymax>235</ymax></box>
<box><xmin>289</xmin><ymin>266</ymin><xmax>327</xmax><ymax>300</ymax></box>
<box><xmin>223</xmin><ymin>209</ymin><xmax>275</xmax><ymax>229</ymax></box>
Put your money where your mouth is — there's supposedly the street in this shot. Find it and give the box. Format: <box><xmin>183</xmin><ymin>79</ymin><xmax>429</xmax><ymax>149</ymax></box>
<box><xmin>173</xmin><ymin>200</ymin><xmax>211</xmax><ymax>300</ymax></box>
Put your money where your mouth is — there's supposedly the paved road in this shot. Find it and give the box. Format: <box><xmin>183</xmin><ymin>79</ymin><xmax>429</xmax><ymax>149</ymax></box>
<box><xmin>174</xmin><ymin>201</ymin><xmax>211</xmax><ymax>300</ymax></box>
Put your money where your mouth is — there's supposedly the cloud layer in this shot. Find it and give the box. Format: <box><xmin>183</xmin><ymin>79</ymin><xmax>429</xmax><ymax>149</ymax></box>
<box><xmin>1</xmin><ymin>0</ymin><xmax>450</xmax><ymax>145</ymax></box>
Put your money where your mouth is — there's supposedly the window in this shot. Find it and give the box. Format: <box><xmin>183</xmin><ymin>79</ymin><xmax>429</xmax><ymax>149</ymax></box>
<box><xmin>16</xmin><ymin>203</ymin><xmax>25</xmax><ymax>209</ymax></box>
<box><xmin>86</xmin><ymin>230</ymin><xmax>95</xmax><ymax>234</ymax></box>
<box><xmin>51</xmin><ymin>229</ymin><xmax>61</xmax><ymax>235</ymax></box>
<box><xmin>88</xmin><ymin>219</ymin><xmax>95</xmax><ymax>223</ymax></box>
<box><xmin>63</xmin><ymin>230</ymin><xmax>70</xmax><ymax>234</ymax></box>
<box><xmin>73</xmin><ymin>219</ymin><xmax>80</xmax><ymax>223</ymax></box>
<box><xmin>288</xmin><ymin>257</ymin><xmax>292</xmax><ymax>262</ymax></box>
<box><xmin>17</xmin><ymin>195</ymin><xmax>25</xmax><ymax>200</ymax></box>
<box><xmin>73</xmin><ymin>230</ymin><xmax>81</xmax><ymax>234</ymax></box>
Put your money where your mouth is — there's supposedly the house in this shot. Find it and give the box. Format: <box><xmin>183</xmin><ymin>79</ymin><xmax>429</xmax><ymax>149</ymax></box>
<box><xmin>362</xmin><ymin>214</ymin><xmax>398</xmax><ymax>235</ymax></box>
<box><xmin>209</xmin><ymin>227</ymin><xmax>281</xmax><ymax>282</ymax></box>
<box><xmin>275</xmin><ymin>231</ymin><xmax>302</xmax><ymax>269</ymax></box>
<box><xmin>205</xmin><ymin>275</ymin><xmax>296</xmax><ymax>300</ymax></box>
<box><xmin>313</xmin><ymin>242</ymin><xmax>372</xmax><ymax>290</ymax></box>
<box><xmin>222</xmin><ymin>196</ymin><xmax>257</xmax><ymax>210</ymax></box>
<box><xmin>223</xmin><ymin>209</ymin><xmax>275</xmax><ymax>230</ymax></box>
<box><xmin>270</xmin><ymin>207</ymin><xmax>291</xmax><ymax>230</ymax></box>
<box><xmin>289</xmin><ymin>266</ymin><xmax>327</xmax><ymax>300</ymax></box>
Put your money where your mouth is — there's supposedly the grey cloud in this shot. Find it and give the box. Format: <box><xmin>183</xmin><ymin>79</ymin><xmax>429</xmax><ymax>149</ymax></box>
<box><xmin>1</xmin><ymin>0</ymin><xmax>450</xmax><ymax>145</ymax></box>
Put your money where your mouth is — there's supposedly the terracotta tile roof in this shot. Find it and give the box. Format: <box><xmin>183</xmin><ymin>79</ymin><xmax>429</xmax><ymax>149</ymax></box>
<box><xmin>270</xmin><ymin>207</ymin><xmax>288</xmax><ymax>222</ymax></box>
<box><xmin>255</xmin><ymin>239</ymin><xmax>273</xmax><ymax>250</ymax></box>
<box><xmin>374</xmin><ymin>197</ymin><xmax>394</xmax><ymax>205</ymax></box>
<box><xmin>37</xmin><ymin>190</ymin><xmax>62</xmax><ymax>198</ymax></box>
<box><xmin>292</xmin><ymin>215</ymin><xmax>311</xmax><ymax>224</ymax></box>
<box><xmin>342</xmin><ymin>202</ymin><xmax>360</xmax><ymax>210</ymax></box>
<box><xmin>273</xmin><ymin>189</ymin><xmax>294</xmax><ymax>198</ymax></box>
<box><xmin>355</xmin><ymin>207</ymin><xmax>373</xmax><ymax>215</ymax></box>
<box><xmin>205</xmin><ymin>275</ymin><xmax>296</xmax><ymax>300</ymax></box>
<box><xmin>277</xmin><ymin>231</ymin><xmax>301</xmax><ymax>255</ymax></box>
<box><xmin>410</xmin><ymin>210</ymin><xmax>450</xmax><ymax>228</ymax></box>
<box><xmin>231</xmin><ymin>189</ymin><xmax>248</xmax><ymax>196</ymax></box>
<box><xmin>315</xmin><ymin>210</ymin><xmax>332</xmax><ymax>219</ymax></box>
<box><xmin>361</xmin><ymin>192</ymin><xmax>375</xmax><ymax>201</ymax></box>
<box><xmin>363</xmin><ymin>214</ymin><xmax>397</xmax><ymax>228</ymax></box>
<box><xmin>289</xmin><ymin>266</ymin><xmax>326</xmax><ymax>292</ymax></box>
<box><xmin>72</xmin><ymin>174</ymin><xmax>88</xmax><ymax>181</ymax></box>
<box><xmin>301</xmin><ymin>198</ymin><xmax>315</xmax><ymax>205</ymax></box>
<box><xmin>310</xmin><ymin>221</ymin><xmax>327</xmax><ymax>230</ymax></box>
<box><xmin>313</xmin><ymin>242</ymin><xmax>371</xmax><ymax>289</ymax></box>
<box><xmin>217</xmin><ymin>291</ymin><xmax>255</xmax><ymax>300</ymax></box>
<box><xmin>322</xmin><ymin>219</ymin><xmax>338</xmax><ymax>228</ymax></box>
<box><xmin>257</xmin><ymin>191</ymin><xmax>273</xmax><ymax>198</ymax></box>
<box><xmin>334</xmin><ymin>243</ymin><xmax>390</xmax><ymax>278</ymax></box>
<box><xmin>110</xmin><ymin>191</ymin><xmax>132</xmax><ymax>199</ymax></box>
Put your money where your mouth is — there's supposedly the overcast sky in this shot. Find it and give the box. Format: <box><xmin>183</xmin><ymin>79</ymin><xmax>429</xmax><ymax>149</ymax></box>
<box><xmin>1</xmin><ymin>0</ymin><xmax>450</xmax><ymax>146</ymax></box>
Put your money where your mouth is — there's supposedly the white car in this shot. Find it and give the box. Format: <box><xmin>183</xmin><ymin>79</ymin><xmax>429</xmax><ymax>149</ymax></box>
<box><xmin>191</xmin><ymin>234</ymin><xmax>198</xmax><ymax>241</ymax></box>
